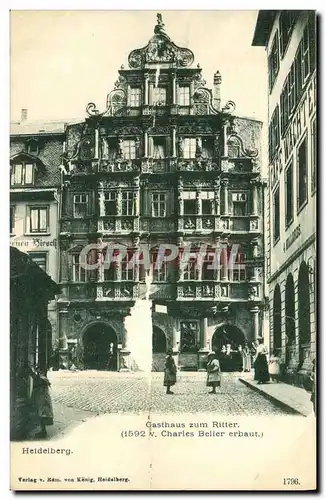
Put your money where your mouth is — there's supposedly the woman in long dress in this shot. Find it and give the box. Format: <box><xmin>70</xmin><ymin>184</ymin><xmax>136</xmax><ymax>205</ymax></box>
<box><xmin>242</xmin><ymin>342</ymin><xmax>252</xmax><ymax>372</ymax></box>
<box><xmin>254</xmin><ymin>338</ymin><xmax>270</xmax><ymax>384</ymax></box>
<box><xmin>206</xmin><ymin>352</ymin><xmax>221</xmax><ymax>394</ymax></box>
<box><xmin>163</xmin><ymin>349</ymin><xmax>177</xmax><ymax>395</ymax></box>
<box><xmin>29</xmin><ymin>366</ymin><xmax>54</xmax><ymax>438</ymax></box>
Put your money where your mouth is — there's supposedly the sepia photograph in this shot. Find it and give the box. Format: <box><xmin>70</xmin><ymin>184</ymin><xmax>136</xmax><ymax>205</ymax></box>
<box><xmin>9</xmin><ymin>9</ymin><xmax>317</xmax><ymax>491</ymax></box>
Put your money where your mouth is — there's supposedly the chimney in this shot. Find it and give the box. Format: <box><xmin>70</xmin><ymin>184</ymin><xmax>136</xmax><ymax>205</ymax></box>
<box><xmin>21</xmin><ymin>109</ymin><xmax>28</xmax><ymax>122</ymax></box>
<box><xmin>213</xmin><ymin>71</ymin><xmax>222</xmax><ymax>111</ymax></box>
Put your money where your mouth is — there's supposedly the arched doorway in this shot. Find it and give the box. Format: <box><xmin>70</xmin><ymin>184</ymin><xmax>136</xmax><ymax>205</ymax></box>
<box><xmin>285</xmin><ymin>274</ymin><xmax>295</xmax><ymax>365</ymax></box>
<box><xmin>152</xmin><ymin>326</ymin><xmax>167</xmax><ymax>372</ymax></box>
<box><xmin>273</xmin><ymin>285</ymin><xmax>282</xmax><ymax>356</ymax></box>
<box><xmin>83</xmin><ymin>323</ymin><xmax>117</xmax><ymax>370</ymax></box>
<box><xmin>298</xmin><ymin>262</ymin><xmax>310</xmax><ymax>367</ymax></box>
<box><xmin>212</xmin><ymin>324</ymin><xmax>246</xmax><ymax>372</ymax></box>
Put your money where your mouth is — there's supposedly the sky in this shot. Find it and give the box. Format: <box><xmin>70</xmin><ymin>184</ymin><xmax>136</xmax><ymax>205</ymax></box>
<box><xmin>10</xmin><ymin>10</ymin><xmax>267</xmax><ymax>124</ymax></box>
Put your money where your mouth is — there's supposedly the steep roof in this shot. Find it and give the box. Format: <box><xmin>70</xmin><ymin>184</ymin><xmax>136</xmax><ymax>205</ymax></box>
<box><xmin>252</xmin><ymin>11</ymin><xmax>278</xmax><ymax>47</ymax></box>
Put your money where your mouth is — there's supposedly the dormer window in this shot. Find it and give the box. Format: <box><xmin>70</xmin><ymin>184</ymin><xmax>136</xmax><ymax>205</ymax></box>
<box><xmin>129</xmin><ymin>87</ymin><xmax>142</xmax><ymax>107</ymax></box>
<box><xmin>27</xmin><ymin>140</ymin><xmax>39</xmax><ymax>155</ymax></box>
<box><xmin>11</xmin><ymin>162</ymin><xmax>34</xmax><ymax>186</ymax></box>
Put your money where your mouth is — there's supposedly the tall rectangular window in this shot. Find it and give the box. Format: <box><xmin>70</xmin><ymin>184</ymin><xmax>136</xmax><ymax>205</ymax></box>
<box><xmin>297</xmin><ymin>136</ymin><xmax>308</xmax><ymax>211</ymax></box>
<box><xmin>311</xmin><ymin>118</ymin><xmax>316</xmax><ymax>192</ymax></box>
<box><xmin>29</xmin><ymin>206</ymin><xmax>48</xmax><ymax>233</ymax></box>
<box><xmin>178</xmin><ymin>86</ymin><xmax>190</xmax><ymax>105</ymax></box>
<box><xmin>285</xmin><ymin>160</ymin><xmax>294</xmax><ymax>227</ymax></box>
<box><xmin>104</xmin><ymin>192</ymin><xmax>117</xmax><ymax>216</ymax></box>
<box><xmin>73</xmin><ymin>194</ymin><xmax>88</xmax><ymax>218</ymax></box>
<box><xmin>123</xmin><ymin>140</ymin><xmax>136</xmax><ymax>160</ymax></box>
<box><xmin>269</xmin><ymin>106</ymin><xmax>280</xmax><ymax>162</ymax></box>
<box><xmin>152</xmin><ymin>87</ymin><xmax>167</xmax><ymax>105</ymax></box>
<box><xmin>273</xmin><ymin>187</ymin><xmax>280</xmax><ymax>243</ymax></box>
<box><xmin>183</xmin><ymin>259</ymin><xmax>198</xmax><ymax>280</ymax></box>
<box><xmin>279</xmin><ymin>11</ymin><xmax>298</xmax><ymax>57</ymax></box>
<box><xmin>72</xmin><ymin>254</ymin><xmax>88</xmax><ymax>282</ymax></box>
<box><xmin>121</xmin><ymin>256</ymin><xmax>133</xmax><ymax>281</ymax></box>
<box><xmin>232</xmin><ymin>193</ymin><xmax>247</xmax><ymax>216</ymax></box>
<box><xmin>121</xmin><ymin>191</ymin><xmax>135</xmax><ymax>216</ymax></box>
<box><xmin>129</xmin><ymin>87</ymin><xmax>141</xmax><ymax>107</ymax></box>
<box><xmin>10</xmin><ymin>206</ymin><xmax>15</xmax><ymax>234</ymax></box>
<box><xmin>11</xmin><ymin>163</ymin><xmax>34</xmax><ymax>186</ymax></box>
<box><xmin>152</xmin><ymin>255</ymin><xmax>167</xmax><ymax>282</ymax></box>
<box><xmin>28</xmin><ymin>252</ymin><xmax>47</xmax><ymax>272</ymax></box>
<box><xmin>153</xmin><ymin>137</ymin><xmax>166</xmax><ymax>158</ymax></box>
<box><xmin>268</xmin><ymin>32</ymin><xmax>280</xmax><ymax>91</ymax></box>
<box><xmin>183</xmin><ymin>138</ymin><xmax>196</xmax><ymax>158</ymax></box>
<box><xmin>152</xmin><ymin>192</ymin><xmax>166</xmax><ymax>217</ymax></box>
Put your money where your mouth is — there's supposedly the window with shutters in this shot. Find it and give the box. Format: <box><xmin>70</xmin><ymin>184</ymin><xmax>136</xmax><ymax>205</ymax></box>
<box><xmin>269</xmin><ymin>106</ymin><xmax>280</xmax><ymax>162</ymax></box>
<box><xmin>232</xmin><ymin>193</ymin><xmax>247</xmax><ymax>216</ymax></box>
<box><xmin>183</xmin><ymin>138</ymin><xmax>196</xmax><ymax>159</ymax></box>
<box><xmin>28</xmin><ymin>206</ymin><xmax>48</xmax><ymax>233</ymax></box>
<box><xmin>268</xmin><ymin>32</ymin><xmax>280</xmax><ymax>91</ymax></box>
<box><xmin>178</xmin><ymin>86</ymin><xmax>190</xmax><ymax>105</ymax></box>
<box><xmin>73</xmin><ymin>194</ymin><xmax>88</xmax><ymax>218</ymax></box>
<box><xmin>311</xmin><ymin>117</ymin><xmax>316</xmax><ymax>193</ymax></box>
<box><xmin>273</xmin><ymin>187</ymin><xmax>280</xmax><ymax>244</ymax></box>
<box><xmin>297</xmin><ymin>135</ymin><xmax>308</xmax><ymax>212</ymax></box>
<box><xmin>279</xmin><ymin>11</ymin><xmax>298</xmax><ymax>58</ymax></box>
<box><xmin>129</xmin><ymin>87</ymin><xmax>141</xmax><ymax>107</ymax></box>
<box><xmin>285</xmin><ymin>159</ymin><xmax>294</xmax><ymax>228</ymax></box>
<box><xmin>152</xmin><ymin>192</ymin><xmax>166</xmax><ymax>217</ymax></box>
<box><xmin>123</xmin><ymin>139</ymin><xmax>136</xmax><ymax>160</ymax></box>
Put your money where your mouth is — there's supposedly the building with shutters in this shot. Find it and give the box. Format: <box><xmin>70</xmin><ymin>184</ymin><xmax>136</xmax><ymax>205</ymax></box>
<box><xmin>252</xmin><ymin>11</ymin><xmax>316</xmax><ymax>384</ymax></box>
<box><xmin>10</xmin><ymin>116</ymin><xmax>65</xmax><ymax>348</ymax></box>
<box><xmin>58</xmin><ymin>13</ymin><xmax>265</xmax><ymax>371</ymax></box>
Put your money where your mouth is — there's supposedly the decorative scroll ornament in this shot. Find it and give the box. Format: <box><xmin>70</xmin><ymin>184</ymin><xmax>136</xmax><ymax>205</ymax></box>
<box><xmin>222</xmin><ymin>100</ymin><xmax>236</xmax><ymax>114</ymax></box>
<box><xmin>128</xmin><ymin>13</ymin><xmax>194</xmax><ymax>69</ymax></box>
<box><xmin>227</xmin><ymin>133</ymin><xmax>259</xmax><ymax>159</ymax></box>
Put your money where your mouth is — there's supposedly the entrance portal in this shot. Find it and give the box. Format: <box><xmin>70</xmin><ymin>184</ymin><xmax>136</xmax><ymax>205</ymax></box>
<box><xmin>83</xmin><ymin>323</ymin><xmax>117</xmax><ymax>370</ymax></box>
<box><xmin>212</xmin><ymin>324</ymin><xmax>246</xmax><ymax>372</ymax></box>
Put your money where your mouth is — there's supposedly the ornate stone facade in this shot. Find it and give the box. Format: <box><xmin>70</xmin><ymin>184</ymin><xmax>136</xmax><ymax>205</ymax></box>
<box><xmin>58</xmin><ymin>13</ymin><xmax>265</xmax><ymax>371</ymax></box>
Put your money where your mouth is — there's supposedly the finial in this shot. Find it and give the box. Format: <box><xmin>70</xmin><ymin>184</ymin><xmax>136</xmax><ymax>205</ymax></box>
<box><xmin>197</xmin><ymin>63</ymin><xmax>201</xmax><ymax>68</ymax></box>
<box><xmin>154</xmin><ymin>13</ymin><xmax>166</xmax><ymax>35</ymax></box>
<box><xmin>121</xmin><ymin>64</ymin><xmax>125</xmax><ymax>69</ymax></box>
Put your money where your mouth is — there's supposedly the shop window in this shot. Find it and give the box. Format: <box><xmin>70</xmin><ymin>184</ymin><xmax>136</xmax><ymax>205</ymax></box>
<box><xmin>180</xmin><ymin>321</ymin><xmax>198</xmax><ymax>353</ymax></box>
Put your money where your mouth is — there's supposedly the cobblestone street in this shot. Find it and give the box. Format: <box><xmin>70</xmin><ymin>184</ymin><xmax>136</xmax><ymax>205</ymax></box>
<box><xmin>48</xmin><ymin>370</ymin><xmax>292</xmax><ymax>420</ymax></box>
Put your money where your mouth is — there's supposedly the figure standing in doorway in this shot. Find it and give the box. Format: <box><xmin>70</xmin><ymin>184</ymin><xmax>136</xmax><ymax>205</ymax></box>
<box><xmin>254</xmin><ymin>337</ymin><xmax>270</xmax><ymax>384</ymax></box>
<box><xmin>163</xmin><ymin>349</ymin><xmax>177</xmax><ymax>395</ymax></box>
<box><xmin>242</xmin><ymin>342</ymin><xmax>252</xmax><ymax>372</ymax></box>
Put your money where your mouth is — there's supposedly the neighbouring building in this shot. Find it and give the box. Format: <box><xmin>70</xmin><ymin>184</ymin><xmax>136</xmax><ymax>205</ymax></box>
<box><xmin>10</xmin><ymin>247</ymin><xmax>60</xmax><ymax>440</ymax></box>
<box><xmin>252</xmin><ymin>11</ymin><xmax>316</xmax><ymax>384</ymax></box>
<box><xmin>10</xmin><ymin>115</ymin><xmax>65</xmax><ymax>349</ymax></box>
<box><xmin>58</xmin><ymin>13</ymin><xmax>265</xmax><ymax>372</ymax></box>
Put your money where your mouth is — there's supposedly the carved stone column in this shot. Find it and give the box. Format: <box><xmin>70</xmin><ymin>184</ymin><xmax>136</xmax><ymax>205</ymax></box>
<box><xmin>97</xmin><ymin>243</ymin><xmax>104</xmax><ymax>282</ymax></box>
<box><xmin>58</xmin><ymin>309</ymin><xmax>69</xmax><ymax>369</ymax></box>
<box><xmin>178</xmin><ymin>179</ymin><xmax>184</xmax><ymax>216</ymax></box>
<box><xmin>222</xmin><ymin>179</ymin><xmax>229</xmax><ymax>215</ymax></box>
<box><xmin>172</xmin><ymin>126</ymin><xmax>177</xmax><ymax>157</ymax></box>
<box><xmin>220</xmin><ymin>246</ymin><xmax>228</xmax><ymax>281</ymax></box>
<box><xmin>144</xmin><ymin>131</ymin><xmax>148</xmax><ymax>157</ymax></box>
<box><xmin>223</xmin><ymin>122</ymin><xmax>228</xmax><ymax>156</ymax></box>
<box><xmin>99</xmin><ymin>185</ymin><xmax>105</xmax><ymax>217</ymax></box>
<box><xmin>251</xmin><ymin>179</ymin><xmax>258</xmax><ymax>216</ymax></box>
<box><xmin>172</xmin><ymin>72</ymin><xmax>177</xmax><ymax>105</ymax></box>
<box><xmin>213</xmin><ymin>180</ymin><xmax>220</xmax><ymax>215</ymax></box>
<box><xmin>116</xmin><ymin>188</ymin><xmax>122</xmax><ymax>216</ymax></box>
<box><xmin>250</xmin><ymin>306</ymin><xmax>260</xmax><ymax>341</ymax></box>
<box><xmin>94</xmin><ymin>126</ymin><xmax>99</xmax><ymax>160</ymax></box>
<box><xmin>198</xmin><ymin>317</ymin><xmax>210</xmax><ymax>371</ymax></box>
<box><xmin>144</xmin><ymin>74</ymin><xmax>149</xmax><ymax>105</ymax></box>
<box><xmin>251</xmin><ymin>239</ymin><xmax>259</xmax><ymax>259</ymax></box>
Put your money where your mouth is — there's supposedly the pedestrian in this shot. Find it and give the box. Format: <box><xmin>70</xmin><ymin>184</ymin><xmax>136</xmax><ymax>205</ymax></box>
<box><xmin>242</xmin><ymin>342</ymin><xmax>252</xmax><ymax>372</ymax></box>
<box><xmin>206</xmin><ymin>352</ymin><xmax>221</xmax><ymax>394</ymax></box>
<box><xmin>237</xmin><ymin>344</ymin><xmax>243</xmax><ymax>372</ymax></box>
<box><xmin>254</xmin><ymin>338</ymin><xmax>270</xmax><ymax>384</ymax></box>
<box><xmin>268</xmin><ymin>352</ymin><xmax>281</xmax><ymax>382</ymax></box>
<box><xmin>29</xmin><ymin>366</ymin><xmax>54</xmax><ymax>439</ymax></box>
<box><xmin>163</xmin><ymin>349</ymin><xmax>177</xmax><ymax>395</ymax></box>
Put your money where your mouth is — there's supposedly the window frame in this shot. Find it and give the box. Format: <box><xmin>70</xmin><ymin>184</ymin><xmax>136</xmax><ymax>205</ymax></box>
<box><xmin>152</xmin><ymin>192</ymin><xmax>167</xmax><ymax>217</ymax></box>
<box><xmin>27</xmin><ymin>205</ymin><xmax>49</xmax><ymax>234</ymax></box>
<box><xmin>269</xmin><ymin>105</ymin><xmax>280</xmax><ymax>162</ymax></box>
<box><xmin>73</xmin><ymin>193</ymin><xmax>89</xmax><ymax>218</ymax></box>
<box><xmin>297</xmin><ymin>133</ymin><xmax>308</xmax><ymax>214</ymax></box>
<box><xmin>178</xmin><ymin>86</ymin><xmax>190</xmax><ymax>106</ymax></box>
<box><xmin>121</xmin><ymin>191</ymin><xmax>136</xmax><ymax>216</ymax></box>
<box><xmin>268</xmin><ymin>31</ymin><xmax>280</xmax><ymax>92</ymax></box>
<box><xmin>183</xmin><ymin>137</ymin><xmax>197</xmax><ymax>159</ymax></box>
<box><xmin>104</xmin><ymin>191</ymin><xmax>117</xmax><ymax>216</ymax></box>
<box><xmin>285</xmin><ymin>157</ymin><xmax>294</xmax><ymax>229</ymax></box>
<box><xmin>72</xmin><ymin>253</ymin><xmax>88</xmax><ymax>283</ymax></box>
<box><xmin>152</xmin><ymin>86</ymin><xmax>167</xmax><ymax>106</ymax></box>
<box><xmin>129</xmin><ymin>87</ymin><xmax>142</xmax><ymax>107</ymax></box>
<box><xmin>123</xmin><ymin>139</ymin><xmax>136</xmax><ymax>160</ymax></box>
<box><xmin>279</xmin><ymin>11</ymin><xmax>298</xmax><ymax>59</ymax></box>
<box><xmin>28</xmin><ymin>252</ymin><xmax>47</xmax><ymax>273</ymax></box>
<box><xmin>273</xmin><ymin>185</ymin><xmax>280</xmax><ymax>245</ymax></box>
<box><xmin>11</xmin><ymin>162</ymin><xmax>35</xmax><ymax>186</ymax></box>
